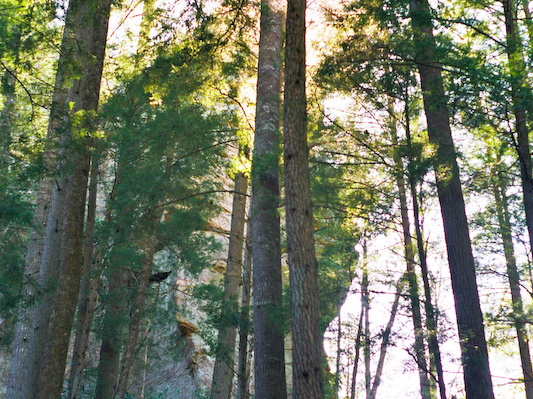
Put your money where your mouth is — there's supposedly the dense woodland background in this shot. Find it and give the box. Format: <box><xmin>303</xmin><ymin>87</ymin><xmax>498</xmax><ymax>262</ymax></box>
<box><xmin>1</xmin><ymin>0</ymin><xmax>533</xmax><ymax>398</ymax></box>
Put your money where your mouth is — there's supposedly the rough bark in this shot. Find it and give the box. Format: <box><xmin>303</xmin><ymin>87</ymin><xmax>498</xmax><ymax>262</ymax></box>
<box><xmin>66</xmin><ymin>151</ymin><xmax>101</xmax><ymax>399</ymax></box>
<box><xmin>492</xmin><ymin>168</ymin><xmax>533</xmax><ymax>399</ymax></box>
<box><xmin>237</xmin><ymin>225</ymin><xmax>252</xmax><ymax>399</ymax></box>
<box><xmin>409</xmin><ymin>0</ymin><xmax>494</xmax><ymax>397</ymax></box>
<box><xmin>211</xmin><ymin>171</ymin><xmax>248</xmax><ymax>399</ymax></box>
<box><xmin>6</xmin><ymin>178</ymin><xmax>53</xmax><ymax>399</ymax></box>
<box><xmin>36</xmin><ymin>2</ymin><xmax>111</xmax><ymax>396</ymax></box>
<box><xmin>284</xmin><ymin>0</ymin><xmax>323</xmax><ymax>396</ymax></box>
<box><xmin>2</xmin><ymin>22</ymin><xmax>39</xmax><ymax>399</ymax></box>
<box><xmin>251</xmin><ymin>1</ymin><xmax>288</xmax><ymax>398</ymax></box>
<box><xmin>7</xmin><ymin>1</ymin><xmax>112</xmax><ymax>398</ymax></box>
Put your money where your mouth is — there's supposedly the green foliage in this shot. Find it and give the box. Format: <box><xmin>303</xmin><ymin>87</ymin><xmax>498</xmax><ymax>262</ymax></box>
<box><xmin>0</xmin><ymin>1</ymin><xmax>60</xmax><ymax>342</ymax></box>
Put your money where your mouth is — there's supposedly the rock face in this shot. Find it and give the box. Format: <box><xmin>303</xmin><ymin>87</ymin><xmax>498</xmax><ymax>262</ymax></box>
<box><xmin>127</xmin><ymin>331</ymin><xmax>212</xmax><ymax>399</ymax></box>
<box><xmin>126</xmin><ymin>209</ymin><xmax>231</xmax><ymax>398</ymax></box>
<box><xmin>122</xmin><ymin>267</ymin><xmax>224</xmax><ymax>399</ymax></box>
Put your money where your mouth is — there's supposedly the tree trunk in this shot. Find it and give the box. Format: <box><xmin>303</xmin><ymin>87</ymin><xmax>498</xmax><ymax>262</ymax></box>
<box><xmin>334</xmin><ymin>308</ymin><xmax>342</xmax><ymax>394</ymax></box>
<box><xmin>36</xmin><ymin>2</ymin><xmax>111</xmax><ymax>396</ymax></box>
<box><xmin>520</xmin><ymin>0</ymin><xmax>533</xmax><ymax>45</ymax></box>
<box><xmin>501</xmin><ymin>15</ymin><xmax>533</xmax><ymax>393</ymax></box>
<box><xmin>237</xmin><ymin>225</ymin><xmax>252</xmax><ymax>399</ymax></box>
<box><xmin>0</xmin><ymin>2</ymin><xmax>23</xmax><ymax>168</ymax></box>
<box><xmin>3</xmin><ymin>20</ymin><xmax>40</xmax><ymax>399</ymax></box>
<box><xmin>7</xmin><ymin>1</ymin><xmax>112</xmax><ymax>397</ymax></box>
<box><xmin>492</xmin><ymin>165</ymin><xmax>533</xmax><ymax>399</ymax></box>
<box><xmin>390</xmin><ymin>105</ymin><xmax>432</xmax><ymax>399</ymax></box>
<box><xmin>104</xmin><ymin>5</ymin><xmax>160</xmax><ymax>393</ymax></box>
<box><xmin>66</xmin><ymin>151</ymin><xmax>101</xmax><ymax>399</ymax></box>
<box><xmin>350</xmin><ymin>300</ymin><xmax>364</xmax><ymax>399</ymax></box>
<box><xmin>0</xmin><ymin>59</ymin><xmax>18</xmax><ymax>168</ymax></box>
<box><xmin>211</xmin><ymin>170</ymin><xmax>248</xmax><ymax>399</ymax></box>
<box><xmin>404</xmin><ymin>86</ymin><xmax>446</xmax><ymax>399</ymax></box>
<box><xmin>284</xmin><ymin>0</ymin><xmax>322</xmax><ymax>397</ymax></box>
<box><xmin>503</xmin><ymin>0</ymin><xmax>533</xmax><ymax>259</ymax></box>
<box><xmin>409</xmin><ymin>0</ymin><xmax>495</xmax><ymax>397</ymax></box>
<box><xmin>362</xmin><ymin>248</ymin><xmax>371</xmax><ymax>399</ymax></box>
<box><xmin>94</xmin><ymin>197</ymin><xmax>137</xmax><ymax>399</ymax></box>
<box><xmin>94</xmin><ymin>260</ymin><xmax>130</xmax><ymax>399</ymax></box>
<box><xmin>368</xmin><ymin>276</ymin><xmax>405</xmax><ymax>399</ymax></box>
<box><xmin>251</xmin><ymin>0</ymin><xmax>288</xmax><ymax>398</ymax></box>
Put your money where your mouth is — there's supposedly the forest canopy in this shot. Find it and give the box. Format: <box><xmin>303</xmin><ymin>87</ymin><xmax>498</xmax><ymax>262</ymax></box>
<box><xmin>0</xmin><ymin>0</ymin><xmax>532</xmax><ymax>398</ymax></box>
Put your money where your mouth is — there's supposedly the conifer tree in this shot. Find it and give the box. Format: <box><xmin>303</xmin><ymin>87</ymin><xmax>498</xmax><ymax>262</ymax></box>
<box><xmin>251</xmin><ymin>0</ymin><xmax>288</xmax><ymax>398</ymax></box>
<box><xmin>7</xmin><ymin>1</ymin><xmax>112</xmax><ymax>397</ymax></box>
<box><xmin>284</xmin><ymin>0</ymin><xmax>323</xmax><ymax>397</ymax></box>
<box><xmin>408</xmin><ymin>0</ymin><xmax>495</xmax><ymax>397</ymax></box>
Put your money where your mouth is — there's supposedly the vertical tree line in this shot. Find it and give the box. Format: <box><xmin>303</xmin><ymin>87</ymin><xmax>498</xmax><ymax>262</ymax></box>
<box><xmin>2</xmin><ymin>0</ymin><xmax>533</xmax><ymax>398</ymax></box>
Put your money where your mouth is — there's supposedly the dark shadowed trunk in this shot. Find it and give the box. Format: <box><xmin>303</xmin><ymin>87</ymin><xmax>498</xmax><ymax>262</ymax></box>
<box><xmin>66</xmin><ymin>151</ymin><xmax>101</xmax><ymax>399</ymax></box>
<box><xmin>237</xmin><ymin>225</ymin><xmax>252</xmax><ymax>399</ymax></box>
<box><xmin>409</xmin><ymin>0</ymin><xmax>494</xmax><ymax>397</ymax></box>
<box><xmin>7</xmin><ymin>1</ymin><xmax>112</xmax><ymax>398</ymax></box>
<box><xmin>284</xmin><ymin>0</ymin><xmax>323</xmax><ymax>396</ymax></box>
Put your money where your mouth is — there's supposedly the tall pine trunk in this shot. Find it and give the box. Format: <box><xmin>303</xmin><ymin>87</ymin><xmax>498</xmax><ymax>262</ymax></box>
<box><xmin>390</xmin><ymin>128</ymin><xmax>432</xmax><ymax>399</ymax></box>
<box><xmin>491</xmin><ymin>162</ymin><xmax>533</xmax><ymax>398</ymax></box>
<box><xmin>211</xmin><ymin>170</ymin><xmax>248</xmax><ymax>399</ymax></box>
<box><xmin>284</xmin><ymin>0</ymin><xmax>322</xmax><ymax>396</ymax></box>
<box><xmin>409</xmin><ymin>0</ymin><xmax>494</xmax><ymax>397</ymax></box>
<box><xmin>501</xmin><ymin>12</ymin><xmax>533</xmax><ymax>397</ymax></box>
<box><xmin>7</xmin><ymin>1</ymin><xmax>112</xmax><ymax>397</ymax></box>
<box><xmin>251</xmin><ymin>0</ymin><xmax>288</xmax><ymax>398</ymax></box>
<box><xmin>397</xmin><ymin>182</ymin><xmax>433</xmax><ymax>399</ymax></box>
<box><xmin>502</xmin><ymin>0</ymin><xmax>533</xmax><ymax>263</ymax></box>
